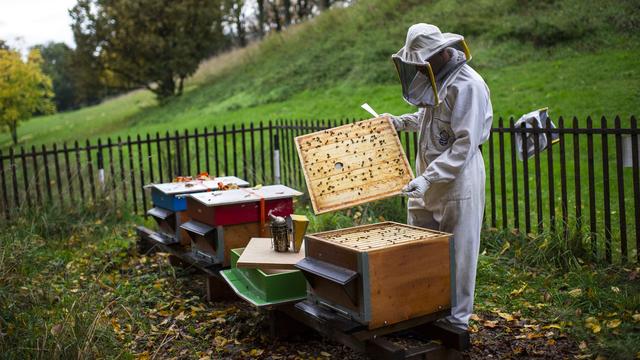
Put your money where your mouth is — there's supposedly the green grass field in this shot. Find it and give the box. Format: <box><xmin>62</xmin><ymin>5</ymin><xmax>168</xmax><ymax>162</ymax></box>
<box><xmin>1</xmin><ymin>0</ymin><xmax>639</xmax><ymax>149</ymax></box>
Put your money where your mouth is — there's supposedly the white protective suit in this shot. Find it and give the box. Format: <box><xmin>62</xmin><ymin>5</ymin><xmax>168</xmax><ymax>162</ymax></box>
<box><xmin>388</xmin><ymin>24</ymin><xmax>493</xmax><ymax>329</ymax></box>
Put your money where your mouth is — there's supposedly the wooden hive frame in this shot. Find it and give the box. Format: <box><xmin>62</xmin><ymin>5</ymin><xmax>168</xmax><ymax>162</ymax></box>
<box><xmin>300</xmin><ymin>221</ymin><xmax>452</xmax><ymax>329</ymax></box>
<box><xmin>295</xmin><ymin>117</ymin><xmax>414</xmax><ymax>214</ymax></box>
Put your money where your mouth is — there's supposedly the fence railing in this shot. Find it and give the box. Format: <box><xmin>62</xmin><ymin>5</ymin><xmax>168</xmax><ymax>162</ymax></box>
<box><xmin>0</xmin><ymin>116</ymin><xmax>638</xmax><ymax>264</ymax></box>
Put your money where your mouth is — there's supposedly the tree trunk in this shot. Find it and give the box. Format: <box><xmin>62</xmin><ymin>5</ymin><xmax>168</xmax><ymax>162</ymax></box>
<box><xmin>270</xmin><ymin>1</ymin><xmax>282</xmax><ymax>32</ymax></box>
<box><xmin>234</xmin><ymin>2</ymin><xmax>246</xmax><ymax>46</ymax></box>
<box><xmin>156</xmin><ymin>76</ymin><xmax>176</xmax><ymax>103</ymax></box>
<box><xmin>257</xmin><ymin>0</ymin><xmax>265</xmax><ymax>37</ymax></box>
<box><xmin>10</xmin><ymin>121</ymin><xmax>17</xmax><ymax>145</ymax></box>
<box><xmin>177</xmin><ymin>76</ymin><xmax>185</xmax><ymax>96</ymax></box>
<box><xmin>283</xmin><ymin>0</ymin><xmax>292</xmax><ymax>26</ymax></box>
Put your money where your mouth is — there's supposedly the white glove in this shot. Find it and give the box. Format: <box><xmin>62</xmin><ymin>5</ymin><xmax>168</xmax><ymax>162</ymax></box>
<box><xmin>382</xmin><ymin>113</ymin><xmax>402</xmax><ymax>130</ymax></box>
<box><xmin>402</xmin><ymin>175</ymin><xmax>430</xmax><ymax>198</ymax></box>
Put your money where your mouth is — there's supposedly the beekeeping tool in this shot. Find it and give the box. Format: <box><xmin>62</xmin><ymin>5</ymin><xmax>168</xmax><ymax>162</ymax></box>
<box><xmin>268</xmin><ymin>213</ymin><xmax>310</xmax><ymax>253</ymax></box>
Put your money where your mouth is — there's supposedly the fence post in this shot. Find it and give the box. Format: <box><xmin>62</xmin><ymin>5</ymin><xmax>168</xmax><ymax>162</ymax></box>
<box><xmin>97</xmin><ymin>139</ymin><xmax>105</xmax><ymax>190</ymax></box>
<box><xmin>273</xmin><ymin>133</ymin><xmax>281</xmax><ymax>185</ymax></box>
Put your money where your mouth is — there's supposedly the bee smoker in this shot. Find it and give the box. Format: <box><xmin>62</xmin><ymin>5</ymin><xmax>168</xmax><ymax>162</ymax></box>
<box><xmin>268</xmin><ymin>212</ymin><xmax>309</xmax><ymax>253</ymax></box>
<box><xmin>269</xmin><ymin>213</ymin><xmax>290</xmax><ymax>252</ymax></box>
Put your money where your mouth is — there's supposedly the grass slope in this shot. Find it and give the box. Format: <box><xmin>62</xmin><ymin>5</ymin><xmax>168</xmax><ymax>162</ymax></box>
<box><xmin>1</xmin><ymin>0</ymin><xmax>639</xmax><ymax>149</ymax></box>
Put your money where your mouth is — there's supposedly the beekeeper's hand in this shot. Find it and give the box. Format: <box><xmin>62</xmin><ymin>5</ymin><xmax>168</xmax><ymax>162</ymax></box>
<box><xmin>382</xmin><ymin>113</ymin><xmax>403</xmax><ymax>130</ymax></box>
<box><xmin>402</xmin><ymin>175</ymin><xmax>430</xmax><ymax>198</ymax></box>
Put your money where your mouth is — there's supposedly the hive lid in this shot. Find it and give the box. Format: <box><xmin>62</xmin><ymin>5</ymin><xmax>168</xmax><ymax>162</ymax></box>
<box><xmin>144</xmin><ymin>176</ymin><xmax>250</xmax><ymax>195</ymax></box>
<box><xmin>188</xmin><ymin>185</ymin><xmax>303</xmax><ymax>207</ymax></box>
<box><xmin>306</xmin><ymin>221</ymin><xmax>450</xmax><ymax>252</ymax></box>
<box><xmin>236</xmin><ymin>237</ymin><xmax>305</xmax><ymax>270</ymax></box>
<box><xmin>295</xmin><ymin>117</ymin><xmax>413</xmax><ymax>214</ymax></box>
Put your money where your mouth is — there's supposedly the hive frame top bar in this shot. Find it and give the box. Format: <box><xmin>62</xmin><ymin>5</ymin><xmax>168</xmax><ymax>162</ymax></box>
<box><xmin>188</xmin><ymin>184</ymin><xmax>303</xmax><ymax>207</ymax></box>
<box><xmin>144</xmin><ymin>176</ymin><xmax>250</xmax><ymax>195</ymax></box>
<box><xmin>295</xmin><ymin>117</ymin><xmax>414</xmax><ymax>215</ymax></box>
<box><xmin>305</xmin><ymin>221</ymin><xmax>451</xmax><ymax>252</ymax></box>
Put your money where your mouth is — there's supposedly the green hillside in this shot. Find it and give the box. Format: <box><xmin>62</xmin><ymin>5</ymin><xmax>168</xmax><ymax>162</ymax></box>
<box><xmin>3</xmin><ymin>0</ymin><xmax>639</xmax><ymax>149</ymax></box>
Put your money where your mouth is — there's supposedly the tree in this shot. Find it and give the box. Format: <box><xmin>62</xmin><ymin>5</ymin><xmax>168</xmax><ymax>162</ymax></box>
<box><xmin>0</xmin><ymin>49</ymin><xmax>55</xmax><ymax>144</ymax></box>
<box><xmin>33</xmin><ymin>42</ymin><xmax>78</xmax><ymax>111</ymax></box>
<box><xmin>70</xmin><ymin>0</ymin><xmax>227</xmax><ymax>102</ymax></box>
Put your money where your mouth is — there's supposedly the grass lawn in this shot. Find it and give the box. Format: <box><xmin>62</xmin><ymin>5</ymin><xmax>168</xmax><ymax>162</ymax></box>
<box><xmin>1</xmin><ymin>203</ymin><xmax>638</xmax><ymax>359</ymax></box>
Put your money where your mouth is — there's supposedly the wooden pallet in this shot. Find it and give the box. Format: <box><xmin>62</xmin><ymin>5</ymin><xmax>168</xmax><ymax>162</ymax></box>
<box><xmin>270</xmin><ymin>300</ymin><xmax>469</xmax><ymax>360</ymax></box>
<box><xmin>295</xmin><ymin>117</ymin><xmax>413</xmax><ymax>214</ymax></box>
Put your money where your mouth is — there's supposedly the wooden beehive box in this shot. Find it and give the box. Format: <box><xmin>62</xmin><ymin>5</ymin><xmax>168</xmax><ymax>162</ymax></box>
<box><xmin>295</xmin><ymin>117</ymin><xmax>413</xmax><ymax>214</ymax></box>
<box><xmin>144</xmin><ymin>176</ymin><xmax>249</xmax><ymax>245</ymax></box>
<box><xmin>296</xmin><ymin>222</ymin><xmax>452</xmax><ymax>329</ymax></box>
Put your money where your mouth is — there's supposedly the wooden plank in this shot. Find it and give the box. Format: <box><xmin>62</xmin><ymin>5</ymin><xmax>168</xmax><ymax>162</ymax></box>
<box><xmin>295</xmin><ymin>117</ymin><xmax>413</xmax><ymax>214</ymax></box>
<box><xmin>237</xmin><ymin>237</ymin><xmax>305</xmax><ymax>270</ymax></box>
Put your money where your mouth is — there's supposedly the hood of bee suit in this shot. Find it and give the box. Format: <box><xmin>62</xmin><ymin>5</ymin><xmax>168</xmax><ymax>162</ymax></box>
<box><xmin>392</xmin><ymin>24</ymin><xmax>471</xmax><ymax>107</ymax></box>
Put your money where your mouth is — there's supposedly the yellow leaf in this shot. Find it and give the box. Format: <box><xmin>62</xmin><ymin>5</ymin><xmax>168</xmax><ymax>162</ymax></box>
<box><xmin>568</xmin><ymin>288</ymin><xmax>582</xmax><ymax>297</ymax></box>
<box><xmin>610</xmin><ymin>286</ymin><xmax>620</xmax><ymax>293</ymax></box>
<box><xmin>542</xmin><ymin>324</ymin><xmax>561</xmax><ymax>330</ymax></box>
<box><xmin>249</xmin><ymin>349</ymin><xmax>264</xmax><ymax>356</ymax></box>
<box><xmin>606</xmin><ymin>319</ymin><xmax>621</xmax><ymax>329</ymax></box>
<box><xmin>157</xmin><ymin>310</ymin><xmax>170</xmax><ymax>317</ymax></box>
<box><xmin>320</xmin><ymin>351</ymin><xmax>331</xmax><ymax>357</ymax></box>
<box><xmin>470</xmin><ymin>314</ymin><xmax>481</xmax><ymax>321</ymax></box>
<box><xmin>498</xmin><ymin>312</ymin><xmax>514</xmax><ymax>321</ymax></box>
<box><xmin>499</xmin><ymin>241</ymin><xmax>511</xmax><ymax>255</ymax></box>
<box><xmin>632</xmin><ymin>313</ymin><xmax>640</xmax><ymax>322</ymax></box>
<box><xmin>214</xmin><ymin>335</ymin><xmax>228</xmax><ymax>347</ymax></box>
<box><xmin>510</xmin><ymin>283</ymin><xmax>527</xmax><ymax>297</ymax></box>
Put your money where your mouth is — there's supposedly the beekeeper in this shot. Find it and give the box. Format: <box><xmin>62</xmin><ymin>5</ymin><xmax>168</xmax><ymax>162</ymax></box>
<box><xmin>384</xmin><ymin>24</ymin><xmax>493</xmax><ymax>330</ymax></box>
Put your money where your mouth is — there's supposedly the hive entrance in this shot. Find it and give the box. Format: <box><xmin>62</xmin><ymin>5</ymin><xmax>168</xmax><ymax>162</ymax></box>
<box><xmin>334</xmin><ymin>162</ymin><xmax>344</xmax><ymax>171</ymax></box>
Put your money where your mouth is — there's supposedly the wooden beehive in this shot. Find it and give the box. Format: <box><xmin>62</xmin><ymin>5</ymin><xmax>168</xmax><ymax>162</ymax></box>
<box><xmin>296</xmin><ymin>222</ymin><xmax>452</xmax><ymax>329</ymax></box>
<box><xmin>295</xmin><ymin>117</ymin><xmax>414</xmax><ymax>214</ymax></box>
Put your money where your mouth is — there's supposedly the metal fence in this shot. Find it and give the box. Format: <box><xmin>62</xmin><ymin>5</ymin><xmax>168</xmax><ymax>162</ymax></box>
<box><xmin>0</xmin><ymin>116</ymin><xmax>638</xmax><ymax>264</ymax></box>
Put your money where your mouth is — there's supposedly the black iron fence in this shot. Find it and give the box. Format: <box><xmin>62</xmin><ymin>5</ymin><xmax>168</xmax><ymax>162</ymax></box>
<box><xmin>0</xmin><ymin>116</ymin><xmax>638</xmax><ymax>264</ymax></box>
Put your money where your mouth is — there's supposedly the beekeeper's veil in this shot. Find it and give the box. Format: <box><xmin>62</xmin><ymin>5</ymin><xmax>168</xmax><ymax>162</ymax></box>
<box><xmin>392</xmin><ymin>24</ymin><xmax>471</xmax><ymax>107</ymax></box>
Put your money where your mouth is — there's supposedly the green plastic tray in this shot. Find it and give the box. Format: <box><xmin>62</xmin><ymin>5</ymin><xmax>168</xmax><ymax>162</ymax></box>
<box><xmin>220</xmin><ymin>248</ymin><xmax>307</xmax><ymax>307</ymax></box>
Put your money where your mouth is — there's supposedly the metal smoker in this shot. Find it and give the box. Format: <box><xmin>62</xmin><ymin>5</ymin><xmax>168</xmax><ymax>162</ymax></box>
<box><xmin>268</xmin><ymin>212</ymin><xmax>309</xmax><ymax>253</ymax></box>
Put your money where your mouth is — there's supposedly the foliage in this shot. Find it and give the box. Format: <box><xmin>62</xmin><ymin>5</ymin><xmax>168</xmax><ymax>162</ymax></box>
<box><xmin>33</xmin><ymin>42</ymin><xmax>80</xmax><ymax>111</ymax></box>
<box><xmin>70</xmin><ymin>0</ymin><xmax>227</xmax><ymax>102</ymax></box>
<box><xmin>0</xmin><ymin>48</ymin><xmax>55</xmax><ymax>145</ymax></box>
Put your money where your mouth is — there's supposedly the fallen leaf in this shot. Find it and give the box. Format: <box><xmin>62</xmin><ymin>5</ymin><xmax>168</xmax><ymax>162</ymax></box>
<box><xmin>611</xmin><ymin>286</ymin><xmax>620</xmax><ymax>293</ymax></box>
<box><xmin>50</xmin><ymin>323</ymin><xmax>63</xmax><ymax>336</ymax></box>
<box><xmin>498</xmin><ymin>312</ymin><xmax>514</xmax><ymax>321</ymax></box>
<box><xmin>510</xmin><ymin>283</ymin><xmax>528</xmax><ymax>297</ymax></box>
<box><xmin>542</xmin><ymin>324</ymin><xmax>561</xmax><ymax>330</ymax></box>
<box><xmin>499</xmin><ymin>241</ymin><xmax>511</xmax><ymax>255</ymax></box>
<box><xmin>579</xmin><ymin>341</ymin><xmax>588</xmax><ymax>351</ymax></box>
<box><xmin>470</xmin><ymin>314</ymin><xmax>481</xmax><ymax>321</ymax></box>
<box><xmin>568</xmin><ymin>288</ymin><xmax>582</xmax><ymax>297</ymax></box>
<box><xmin>483</xmin><ymin>320</ymin><xmax>498</xmax><ymax>328</ymax></box>
<box><xmin>248</xmin><ymin>349</ymin><xmax>264</xmax><ymax>356</ymax></box>
<box><xmin>585</xmin><ymin>317</ymin><xmax>601</xmax><ymax>334</ymax></box>
<box><xmin>633</xmin><ymin>313</ymin><xmax>640</xmax><ymax>322</ymax></box>
<box><xmin>320</xmin><ymin>351</ymin><xmax>331</xmax><ymax>357</ymax></box>
<box><xmin>606</xmin><ymin>319</ymin><xmax>621</xmax><ymax>329</ymax></box>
